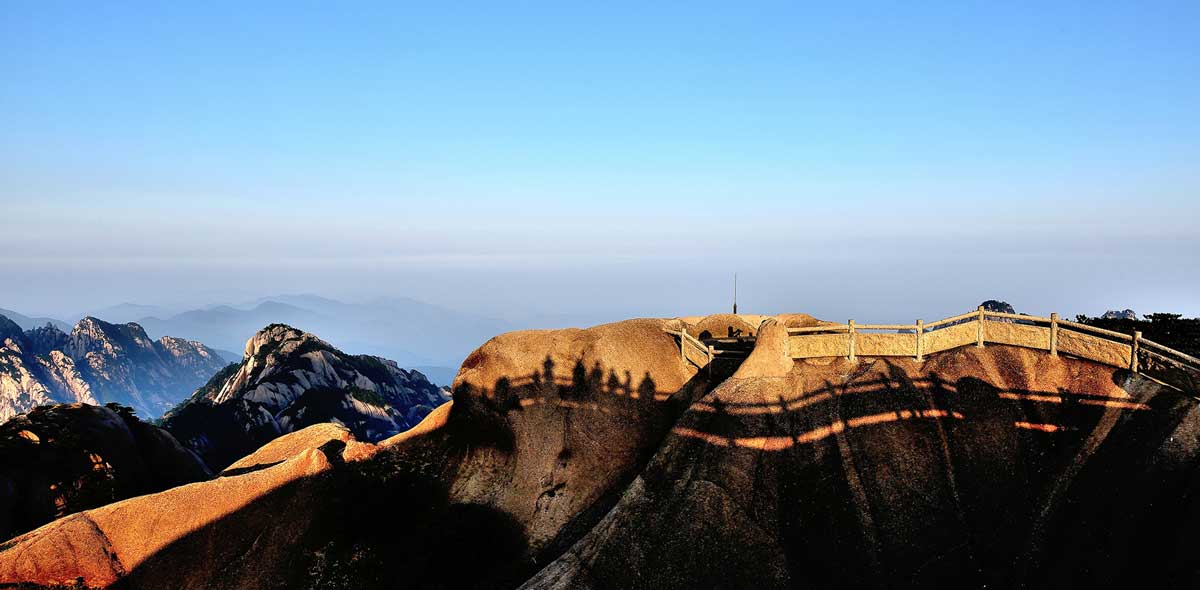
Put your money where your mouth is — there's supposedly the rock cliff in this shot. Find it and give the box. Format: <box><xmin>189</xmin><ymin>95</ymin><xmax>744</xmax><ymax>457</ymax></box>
<box><xmin>160</xmin><ymin>324</ymin><xmax>448</xmax><ymax>471</ymax></box>
<box><xmin>0</xmin><ymin>314</ymin><xmax>227</xmax><ymax>421</ymax></box>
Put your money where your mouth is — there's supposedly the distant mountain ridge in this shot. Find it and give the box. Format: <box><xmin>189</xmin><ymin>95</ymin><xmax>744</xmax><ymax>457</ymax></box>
<box><xmin>76</xmin><ymin>303</ymin><xmax>177</xmax><ymax>324</ymax></box>
<box><xmin>161</xmin><ymin>323</ymin><xmax>449</xmax><ymax>471</ymax></box>
<box><xmin>1102</xmin><ymin>309</ymin><xmax>1138</xmax><ymax>320</ymax></box>
<box><xmin>126</xmin><ymin>294</ymin><xmax>509</xmax><ymax>379</ymax></box>
<box><xmin>0</xmin><ymin>314</ymin><xmax>228</xmax><ymax>421</ymax></box>
<box><xmin>1</xmin><ymin>294</ymin><xmax>503</xmax><ymax>386</ymax></box>
<box><xmin>0</xmin><ymin>308</ymin><xmax>71</xmax><ymax>332</ymax></box>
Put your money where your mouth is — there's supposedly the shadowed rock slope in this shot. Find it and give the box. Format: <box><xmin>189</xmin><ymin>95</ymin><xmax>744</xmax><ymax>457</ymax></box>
<box><xmin>160</xmin><ymin>324</ymin><xmax>448</xmax><ymax>471</ymax></box>
<box><xmin>3</xmin><ymin>314</ymin><xmax>1200</xmax><ymax>589</ymax></box>
<box><xmin>0</xmin><ymin>403</ymin><xmax>211</xmax><ymax>542</ymax></box>
<box><xmin>526</xmin><ymin>321</ymin><xmax>1200</xmax><ymax>589</ymax></box>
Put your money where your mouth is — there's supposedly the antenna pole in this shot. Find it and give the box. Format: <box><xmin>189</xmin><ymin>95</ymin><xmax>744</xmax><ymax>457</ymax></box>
<box><xmin>733</xmin><ymin>272</ymin><xmax>738</xmax><ymax>314</ymax></box>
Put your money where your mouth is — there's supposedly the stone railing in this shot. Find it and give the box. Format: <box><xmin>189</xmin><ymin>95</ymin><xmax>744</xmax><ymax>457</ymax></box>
<box><xmin>665</xmin><ymin>326</ymin><xmax>715</xmax><ymax>369</ymax></box>
<box><xmin>786</xmin><ymin>307</ymin><xmax>1200</xmax><ymax>393</ymax></box>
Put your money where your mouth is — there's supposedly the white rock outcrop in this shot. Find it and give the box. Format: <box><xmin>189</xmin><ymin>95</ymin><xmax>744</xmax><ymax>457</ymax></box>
<box><xmin>160</xmin><ymin>323</ymin><xmax>448</xmax><ymax>471</ymax></box>
<box><xmin>0</xmin><ymin>314</ymin><xmax>227</xmax><ymax>421</ymax></box>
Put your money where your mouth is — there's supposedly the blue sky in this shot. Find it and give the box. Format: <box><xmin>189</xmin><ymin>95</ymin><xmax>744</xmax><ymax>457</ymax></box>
<box><xmin>2</xmin><ymin>1</ymin><xmax>1198</xmax><ymax>323</ymax></box>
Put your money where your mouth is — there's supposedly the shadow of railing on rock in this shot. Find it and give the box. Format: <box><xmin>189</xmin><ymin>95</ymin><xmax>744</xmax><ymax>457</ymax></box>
<box><xmin>672</xmin><ymin>367</ymin><xmax>1166</xmax><ymax>453</ymax></box>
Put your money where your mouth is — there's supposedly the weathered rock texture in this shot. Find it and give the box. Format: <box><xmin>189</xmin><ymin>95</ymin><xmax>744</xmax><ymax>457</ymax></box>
<box><xmin>429</xmin><ymin>319</ymin><xmax>709</xmax><ymax>560</ymax></box>
<box><xmin>3</xmin><ymin>313</ymin><xmax>1200</xmax><ymax>589</ymax></box>
<box><xmin>160</xmin><ymin>324</ymin><xmax>448</xmax><ymax>471</ymax></box>
<box><xmin>525</xmin><ymin>342</ymin><xmax>1200</xmax><ymax>589</ymax></box>
<box><xmin>0</xmin><ymin>403</ymin><xmax>211</xmax><ymax>541</ymax></box>
<box><xmin>221</xmin><ymin>423</ymin><xmax>353</xmax><ymax>476</ymax></box>
<box><xmin>0</xmin><ymin>314</ymin><xmax>226</xmax><ymax>421</ymax></box>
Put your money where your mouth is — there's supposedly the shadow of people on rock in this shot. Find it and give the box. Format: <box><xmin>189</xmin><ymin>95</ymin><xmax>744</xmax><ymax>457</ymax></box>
<box><xmin>636</xmin><ymin>371</ymin><xmax>657</xmax><ymax>406</ymax></box>
<box><xmin>450</xmin><ymin>381</ymin><xmax>517</xmax><ymax>453</ymax></box>
<box><xmin>571</xmin><ymin>358</ymin><xmax>588</xmax><ymax>400</ymax></box>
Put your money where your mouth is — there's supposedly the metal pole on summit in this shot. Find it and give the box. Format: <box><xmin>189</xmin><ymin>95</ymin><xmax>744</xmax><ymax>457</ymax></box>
<box><xmin>733</xmin><ymin>272</ymin><xmax>738</xmax><ymax>315</ymax></box>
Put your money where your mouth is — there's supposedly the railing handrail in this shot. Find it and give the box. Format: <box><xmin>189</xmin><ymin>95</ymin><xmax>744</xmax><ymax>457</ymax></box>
<box><xmin>779</xmin><ymin>308</ymin><xmax>1199</xmax><ymax>379</ymax></box>
<box><xmin>1141</xmin><ymin>337</ymin><xmax>1200</xmax><ymax>365</ymax></box>
<box><xmin>855</xmin><ymin>323</ymin><xmax>919</xmax><ymax>331</ymax></box>
<box><xmin>786</xmin><ymin>311</ymin><xmax>1138</xmax><ymax>340</ymax></box>
<box><xmin>668</xmin><ymin>330</ymin><xmax>707</xmax><ymax>352</ymax></box>
<box><xmin>924</xmin><ymin>310</ymin><xmax>981</xmax><ymax>329</ymax></box>
<box><xmin>666</xmin><ymin>327</ymin><xmax>714</xmax><ymax>367</ymax></box>
<box><xmin>673</xmin><ymin>311</ymin><xmax>1199</xmax><ymax>393</ymax></box>
<box><xmin>983</xmin><ymin>310</ymin><xmax>1048</xmax><ymax>323</ymax></box>
<box><xmin>1057</xmin><ymin>318</ymin><xmax>1134</xmax><ymax>342</ymax></box>
<box><xmin>787</xmin><ymin>324</ymin><xmax>849</xmax><ymax>334</ymax></box>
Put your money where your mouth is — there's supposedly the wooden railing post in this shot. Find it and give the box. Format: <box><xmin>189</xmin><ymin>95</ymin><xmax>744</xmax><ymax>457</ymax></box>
<box><xmin>976</xmin><ymin>305</ymin><xmax>985</xmax><ymax>347</ymax></box>
<box><xmin>1132</xmin><ymin>331</ymin><xmax>1141</xmax><ymax>373</ymax></box>
<box><xmin>1049</xmin><ymin>313</ymin><xmax>1059</xmax><ymax>356</ymax></box>
<box><xmin>915</xmin><ymin>319</ymin><xmax>924</xmax><ymax>361</ymax></box>
<box><xmin>848</xmin><ymin>319</ymin><xmax>856</xmax><ymax>362</ymax></box>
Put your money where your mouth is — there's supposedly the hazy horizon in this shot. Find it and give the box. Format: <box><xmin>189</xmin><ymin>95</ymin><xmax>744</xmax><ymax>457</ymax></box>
<box><xmin>4</xmin><ymin>2</ymin><xmax>1198</xmax><ymax>325</ymax></box>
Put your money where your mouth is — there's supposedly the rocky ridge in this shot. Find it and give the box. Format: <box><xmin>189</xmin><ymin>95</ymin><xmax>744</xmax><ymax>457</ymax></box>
<box><xmin>160</xmin><ymin>323</ymin><xmax>448</xmax><ymax>471</ymax></box>
<box><xmin>3</xmin><ymin>312</ymin><xmax>1200</xmax><ymax>589</ymax></box>
<box><xmin>1102</xmin><ymin>309</ymin><xmax>1139</xmax><ymax>320</ymax></box>
<box><xmin>0</xmin><ymin>314</ymin><xmax>227</xmax><ymax>421</ymax></box>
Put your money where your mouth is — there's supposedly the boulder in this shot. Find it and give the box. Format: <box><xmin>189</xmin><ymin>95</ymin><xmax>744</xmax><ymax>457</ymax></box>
<box><xmin>440</xmin><ymin>317</ymin><xmax>708</xmax><ymax>558</ymax></box>
<box><xmin>686</xmin><ymin>314</ymin><xmax>760</xmax><ymax>340</ymax></box>
<box><xmin>221</xmin><ymin>423</ymin><xmax>354</xmax><ymax>475</ymax></box>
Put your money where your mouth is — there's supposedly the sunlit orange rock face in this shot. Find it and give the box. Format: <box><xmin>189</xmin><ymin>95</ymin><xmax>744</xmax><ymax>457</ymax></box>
<box><xmin>220</xmin><ymin>422</ymin><xmax>353</xmax><ymax>475</ymax></box>
<box><xmin>2</xmin><ymin>314</ymin><xmax>1199</xmax><ymax>589</ymax></box>
<box><xmin>0</xmin><ymin>447</ymin><xmax>331</xmax><ymax>589</ymax></box>
<box><xmin>390</xmin><ymin>318</ymin><xmax>714</xmax><ymax>578</ymax></box>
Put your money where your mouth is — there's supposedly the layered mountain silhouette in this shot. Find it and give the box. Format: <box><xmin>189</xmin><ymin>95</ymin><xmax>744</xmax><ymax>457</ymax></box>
<box><xmin>4</xmin><ymin>312</ymin><xmax>1200</xmax><ymax>588</ymax></box>
<box><xmin>0</xmin><ymin>314</ymin><xmax>228</xmax><ymax>421</ymax></box>
<box><xmin>2</xmin><ymin>295</ymin><xmax>509</xmax><ymax>383</ymax></box>
<box><xmin>160</xmin><ymin>323</ymin><xmax>448</xmax><ymax>471</ymax></box>
<box><xmin>76</xmin><ymin>303</ymin><xmax>176</xmax><ymax>325</ymax></box>
<box><xmin>130</xmin><ymin>294</ymin><xmax>510</xmax><ymax>373</ymax></box>
<box><xmin>0</xmin><ymin>308</ymin><xmax>71</xmax><ymax>332</ymax></box>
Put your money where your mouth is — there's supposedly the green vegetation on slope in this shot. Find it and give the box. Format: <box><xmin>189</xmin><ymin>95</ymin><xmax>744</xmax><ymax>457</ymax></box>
<box><xmin>1075</xmin><ymin>313</ymin><xmax>1200</xmax><ymax>357</ymax></box>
